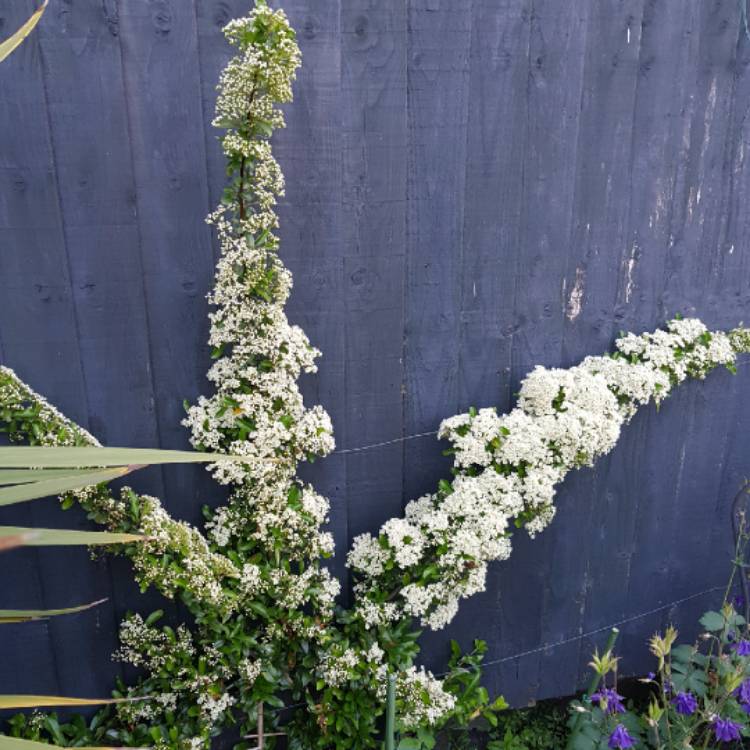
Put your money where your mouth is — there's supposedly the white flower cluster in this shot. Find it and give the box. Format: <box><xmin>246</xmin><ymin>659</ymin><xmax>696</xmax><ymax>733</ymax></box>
<box><xmin>130</xmin><ymin>493</ymin><xmax>239</xmax><ymax>609</ymax></box>
<box><xmin>182</xmin><ymin>2</ymin><xmax>333</xmax><ymax>488</ymax></box>
<box><xmin>179</xmin><ymin>4</ymin><xmax>337</xmax><ymax>635</ymax></box>
<box><xmin>0</xmin><ymin>366</ymin><xmax>100</xmax><ymax>447</ymax></box>
<box><xmin>115</xmin><ymin>614</ymin><xmax>239</xmax><ymax>732</ymax></box>
<box><xmin>349</xmin><ymin>319</ymin><xmax>748</xmax><ymax>631</ymax></box>
<box><xmin>0</xmin><ymin>367</ymin><xmax>237</xmax><ymax>611</ymax></box>
<box><xmin>175</xmin><ymin>7</ymin><xmax>345</xmax><ymax>680</ymax></box>
<box><xmin>206</xmin><ymin>482</ymin><xmax>335</xmax><ymax>561</ymax></box>
<box><xmin>373</xmin><ymin>665</ymin><xmax>456</xmax><ymax>729</ymax></box>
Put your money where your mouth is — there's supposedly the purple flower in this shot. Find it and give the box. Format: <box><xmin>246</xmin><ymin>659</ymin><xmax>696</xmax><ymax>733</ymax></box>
<box><xmin>735</xmin><ymin>639</ymin><xmax>750</xmax><ymax>657</ymax></box>
<box><xmin>713</xmin><ymin>718</ymin><xmax>742</xmax><ymax>743</ymax></box>
<box><xmin>608</xmin><ymin>724</ymin><xmax>636</xmax><ymax>749</ymax></box>
<box><xmin>735</xmin><ymin>678</ymin><xmax>750</xmax><ymax>705</ymax></box>
<box><xmin>671</xmin><ymin>691</ymin><xmax>697</xmax><ymax>715</ymax></box>
<box><xmin>733</xmin><ymin>594</ymin><xmax>745</xmax><ymax>610</ymax></box>
<box><xmin>590</xmin><ymin>687</ymin><xmax>625</xmax><ymax>714</ymax></box>
<box><xmin>647</xmin><ymin>671</ymin><xmax>656</xmax><ymax>681</ymax></box>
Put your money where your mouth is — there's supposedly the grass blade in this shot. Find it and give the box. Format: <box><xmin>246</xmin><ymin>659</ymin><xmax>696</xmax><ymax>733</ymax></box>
<box><xmin>0</xmin><ymin>598</ymin><xmax>106</xmax><ymax>623</ymax></box>
<box><xmin>0</xmin><ymin>446</ymin><xmax>243</xmax><ymax>468</ymax></box>
<box><xmin>0</xmin><ymin>1</ymin><xmax>48</xmax><ymax>63</ymax></box>
<box><xmin>0</xmin><ymin>527</ymin><xmax>142</xmax><ymax>547</ymax></box>
<box><xmin>0</xmin><ymin>468</ymin><xmax>102</xmax><ymax>486</ymax></box>
<box><xmin>0</xmin><ymin>737</ymin><xmax>128</xmax><ymax>750</ymax></box>
<box><xmin>0</xmin><ymin>696</ymin><xmax>128</xmax><ymax>709</ymax></box>
<box><xmin>0</xmin><ymin>467</ymin><xmax>134</xmax><ymax>507</ymax></box>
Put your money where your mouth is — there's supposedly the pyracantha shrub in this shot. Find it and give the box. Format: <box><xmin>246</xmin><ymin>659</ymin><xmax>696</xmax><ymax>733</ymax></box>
<box><xmin>349</xmin><ymin>319</ymin><xmax>748</xmax><ymax>632</ymax></box>
<box><xmin>2</xmin><ymin>1</ymin><xmax>750</xmax><ymax>748</ymax></box>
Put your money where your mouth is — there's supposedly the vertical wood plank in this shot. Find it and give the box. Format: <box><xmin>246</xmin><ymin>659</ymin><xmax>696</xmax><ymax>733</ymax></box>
<box><xmin>403</xmin><ymin>0</ymin><xmax>475</xmax><ymax>680</ymax></box>
<box><xmin>117</xmin><ymin>0</ymin><xmax>216</xmax><ymax>525</ymax></box>
<box><xmin>36</xmin><ymin>3</ymin><xmax>164</xmax><ymax>456</ymax></box>
<box><xmin>33</xmin><ymin>0</ymin><xmax>169</xmax><ymax>696</ymax></box>
<box><xmin>274</xmin><ymin>0</ymin><xmax>349</xmax><ymax>584</ymax></box>
<box><xmin>621</xmin><ymin>0</ymin><xmax>748</xmax><ymax>674</ymax></box>
<box><xmin>440</xmin><ymin>0</ymin><xmax>535</xmax><ymax>700</ymax></box>
<box><xmin>497</xmin><ymin>0</ymin><xmax>591</xmax><ymax>703</ymax></box>
<box><xmin>338</xmin><ymin>0</ymin><xmax>407</xmax><ymax>553</ymax></box>
<box><xmin>403</xmin><ymin>0</ymin><xmax>473</xmax><ymax>501</ymax></box>
<box><xmin>588</xmin><ymin>0</ymin><xmax>705</xmax><ymax>683</ymax></box>
<box><xmin>553</xmin><ymin>0</ymin><xmax>647</xmax><ymax>695</ymax></box>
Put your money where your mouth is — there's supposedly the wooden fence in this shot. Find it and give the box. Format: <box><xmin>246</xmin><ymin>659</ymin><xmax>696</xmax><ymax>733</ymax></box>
<box><xmin>1</xmin><ymin>0</ymin><xmax>750</xmax><ymax>706</ymax></box>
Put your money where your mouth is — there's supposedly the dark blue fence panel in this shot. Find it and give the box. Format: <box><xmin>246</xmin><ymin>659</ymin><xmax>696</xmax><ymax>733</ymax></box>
<box><xmin>1</xmin><ymin>0</ymin><xmax>749</xmax><ymax>707</ymax></box>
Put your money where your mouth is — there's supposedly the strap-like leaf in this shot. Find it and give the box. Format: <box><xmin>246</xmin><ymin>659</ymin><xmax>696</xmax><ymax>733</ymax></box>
<box><xmin>0</xmin><ymin>598</ymin><xmax>106</xmax><ymax>623</ymax></box>
<box><xmin>0</xmin><ymin>737</ymin><xmax>127</xmax><ymax>750</ymax></box>
<box><xmin>0</xmin><ymin>1</ymin><xmax>48</xmax><ymax>63</ymax></box>
<box><xmin>0</xmin><ymin>527</ymin><xmax>142</xmax><ymax>547</ymax></box>
<box><xmin>0</xmin><ymin>446</ymin><xmax>243</xmax><ymax>468</ymax></box>
<box><xmin>0</xmin><ymin>467</ymin><xmax>134</xmax><ymax>507</ymax></box>
<box><xmin>0</xmin><ymin>695</ymin><xmax>124</xmax><ymax>709</ymax></box>
<box><xmin>0</xmin><ymin>468</ymin><xmax>101</xmax><ymax>486</ymax></box>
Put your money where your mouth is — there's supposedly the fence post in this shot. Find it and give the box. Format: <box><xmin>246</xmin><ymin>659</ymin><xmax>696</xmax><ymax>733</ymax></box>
<box><xmin>385</xmin><ymin>672</ymin><xmax>397</xmax><ymax>750</ymax></box>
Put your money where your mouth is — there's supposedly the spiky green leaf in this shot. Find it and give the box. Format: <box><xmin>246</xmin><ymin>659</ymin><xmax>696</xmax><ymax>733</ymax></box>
<box><xmin>0</xmin><ymin>598</ymin><xmax>106</xmax><ymax>623</ymax></box>
<box><xmin>0</xmin><ymin>467</ymin><xmax>134</xmax><ymax>507</ymax></box>
<box><xmin>0</xmin><ymin>737</ymin><xmax>126</xmax><ymax>750</ymax></box>
<box><xmin>0</xmin><ymin>527</ymin><xmax>142</xmax><ymax>547</ymax></box>
<box><xmin>0</xmin><ymin>446</ymin><xmax>243</xmax><ymax>468</ymax></box>
<box><xmin>0</xmin><ymin>695</ymin><xmax>126</xmax><ymax>709</ymax></box>
<box><xmin>0</xmin><ymin>468</ymin><xmax>103</xmax><ymax>486</ymax></box>
<box><xmin>0</xmin><ymin>1</ymin><xmax>47</xmax><ymax>63</ymax></box>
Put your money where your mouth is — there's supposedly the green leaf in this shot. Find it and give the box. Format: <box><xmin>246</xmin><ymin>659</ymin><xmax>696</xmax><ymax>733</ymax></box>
<box><xmin>491</xmin><ymin>695</ymin><xmax>509</xmax><ymax>710</ymax></box>
<box><xmin>0</xmin><ymin>446</ymin><xmax>245</xmax><ymax>468</ymax></box>
<box><xmin>0</xmin><ymin>1</ymin><xmax>47</xmax><ymax>63</ymax></box>
<box><xmin>699</xmin><ymin>610</ymin><xmax>726</xmax><ymax>632</ymax></box>
<box><xmin>0</xmin><ymin>466</ymin><xmax>134</xmax><ymax>507</ymax></box>
<box><xmin>671</xmin><ymin>644</ymin><xmax>698</xmax><ymax>663</ymax></box>
<box><xmin>0</xmin><ymin>598</ymin><xmax>106</xmax><ymax>623</ymax></box>
<box><xmin>0</xmin><ymin>468</ymin><xmax>103</xmax><ymax>485</ymax></box>
<box><xmin>0</xmin><ymin>695</ymin><xmax>126</xmax><ymax>709</ymax></box>
<box><xmin>0</xmin><ymin>526</ymin><xmax>142</xmax><ymax>547</ymax></box>
<box><xmin>0</xmin><ymin>737</ymin><xmax>122</xmax><ymax>750</ymax></box>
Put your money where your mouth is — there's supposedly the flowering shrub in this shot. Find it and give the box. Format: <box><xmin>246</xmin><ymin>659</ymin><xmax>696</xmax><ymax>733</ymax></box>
<box><xmin>349</xmin><ymin>319</ymin><xmax>749</xmax><ymax>632</ymax></box>
<box><xmin>567</xmin><ymin>520</ymin><xmax>750</xmax><ymax>749</ymax></box>
<box><xmin>2</xmin><ymin>1</ymin><xmax>750</xmax><ymax>747</ymax></box>
<box><xmin>1</xmin><ymin>5</ymin><xmax>460</xmax><ymax>747</ymax></box>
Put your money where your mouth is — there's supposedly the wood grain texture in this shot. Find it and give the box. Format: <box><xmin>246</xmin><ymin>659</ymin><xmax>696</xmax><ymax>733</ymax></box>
<box><xmin>339</xmin><ymin>0</ymin><xmax>406</xmax><ymax>555</ymax></box>
<box><xmin>277</xmin><ymin>0</ymin><xmax>349</xmax><ymax>587</ymax></box>
<box><xmin>1</xmin><ymin>0</ymin><xmax>750</xmax><ymax>708</ymax></box>
<box><xmin>117</xmin><ymin>0</ymin><xmax>216</xmax><ymax>526</ymax></box>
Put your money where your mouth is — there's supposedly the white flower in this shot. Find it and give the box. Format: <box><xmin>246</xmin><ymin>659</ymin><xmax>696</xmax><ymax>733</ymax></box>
<box><xmin>350</xmin><ymin>317</ymin><xmax>746</xmax><ymax>631</ymax></box>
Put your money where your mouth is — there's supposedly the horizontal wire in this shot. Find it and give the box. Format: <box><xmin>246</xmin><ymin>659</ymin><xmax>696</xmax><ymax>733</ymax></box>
<box><xmin>435</xmin><ymin>583</ymin><xmax>726</xmax><ymax>676</ymax></box>
<box><xmin>269</xmin><ymin>583</ymin><xmax>726</xmax><ymax>715</ymax></box>
<box><xmin>332</xmin><ymin>429</ymin><xmax>438</xmax><ymax>455</ymax></box>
